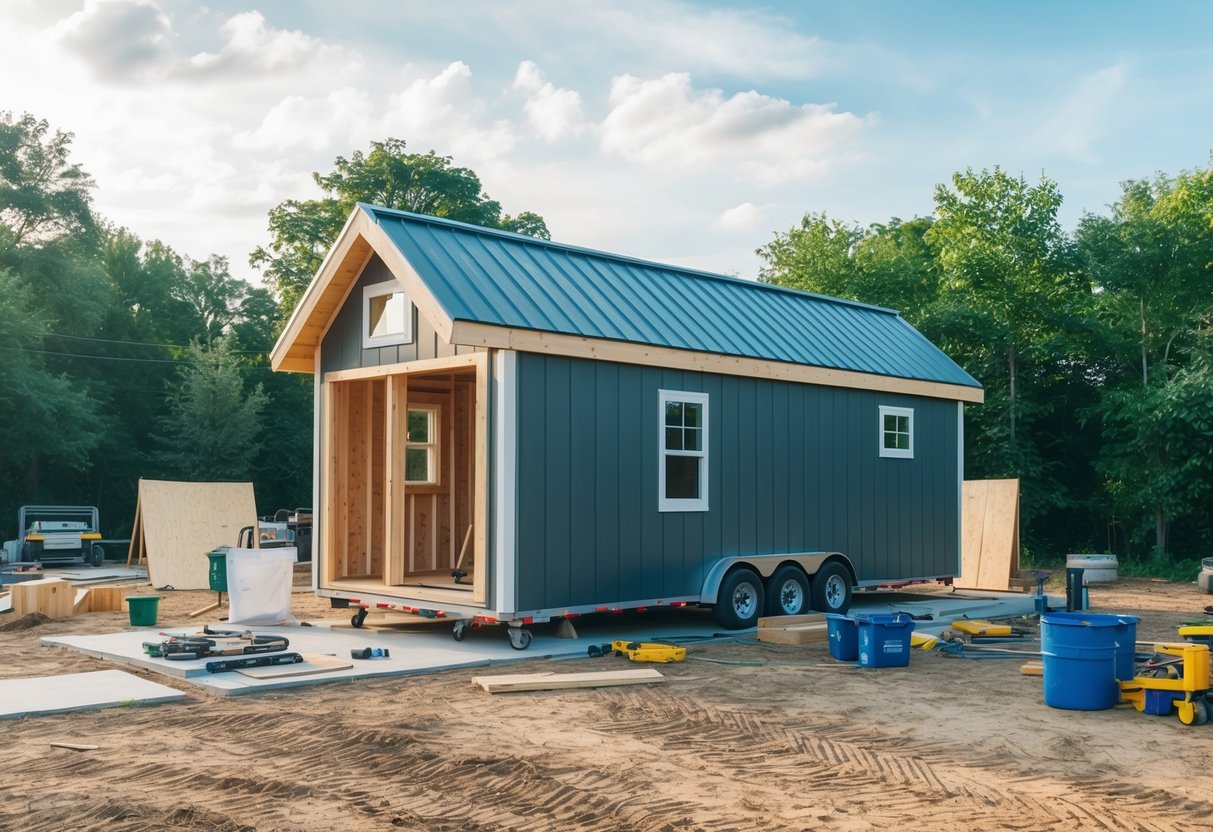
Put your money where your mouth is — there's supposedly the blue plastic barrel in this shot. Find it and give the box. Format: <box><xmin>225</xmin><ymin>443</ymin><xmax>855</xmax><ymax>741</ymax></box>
<box><xmin>853</xmin><ymin>612</ymin><xmax>914</xmax><ymax>668</ymax></box>
<box><xmin>824</xmin><ymin>614</ymin><xmax>859</xmax><ymax>661</ymax></box>
<box><xmin>1040</xmin><ymin>612</ymin><xmax>1122</xmax><ymax>710</ymax></box>
<box><xmin>1114</xmin><ymin>615</ymin><xmax>1140</xmax><ymax>681</ymax></box>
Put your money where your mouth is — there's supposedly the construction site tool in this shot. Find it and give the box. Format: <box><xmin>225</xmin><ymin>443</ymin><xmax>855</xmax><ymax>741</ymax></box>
<box><xmin>951</xmin><ymin>619</ymin><xmax>1031</xmax><ymax>638</ymax></box>
<box><xmin>910</xmin><ymin>632</ymin><xmax>939</xmax><ymax>650</ymax></box>
<box><xmin>143</xmin><ymin>630</ymin><xmax>290</xmax><ymax>660</ymax></box>
<box><xmin>206</xmin><ymin>652</ymin><xmax>304</xmax><ymax>673</ymax></box>
<box><xmin>610</xmin><ymin>640</ymin><xmax>686</xmax><ymax>663</ymax></box>
<box><xmin>1179</xmin><ymin>625</ymin><xmax>1213</xmax><ymax>647</ymax></box>
<box><xmin>1118</xmin><ymin>641</ymin><xmax>1211</xmax><ymax>726</ymax></box>
<box><xmin>587</xmin><ymin>643</ymin><xmax>612</xmax><ymax>658</ymax></box>
<box><xmin>1033</xmin><ymin>571</ymin><xmax>1051</xmax><ymax>614</ymax></box>
<box><xmin>350</xmin><ymin>647</ymin><xmax>390</xmax><ymax>659</ymax></box>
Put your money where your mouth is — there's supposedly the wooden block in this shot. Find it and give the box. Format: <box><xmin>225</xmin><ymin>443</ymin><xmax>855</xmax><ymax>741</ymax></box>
<box><xmin>86</xmin><ymin>586</ymin><xmax>124</xmax><ymax>612</ymax></box>
<box><xmin>73</xmin><ymin>590</ymin><xmax>90</xmax><ymax>615</ymax></box>
<box><xmin>12</xmin><ymin>579</ymin><xmax>74</xmax><ymax>619</ymax></box>
<box><xmin>1020</xmin><ymin>661</ymin><xmax>1043</xmax><ymax>676</ymax></box>
<box><xmin>758</xmin><ymin>613</ymin><xmax>826</xmax><ymax>629</ymax></box>
<box><xmin>472</xmin><ymin>668</ymin><xmax>665</xmax><ymax>693</ymax></box>
<box><xmin>757</xmin><ymin>624</ymin><xmax>829</xmax><ymax>645</ymax></box>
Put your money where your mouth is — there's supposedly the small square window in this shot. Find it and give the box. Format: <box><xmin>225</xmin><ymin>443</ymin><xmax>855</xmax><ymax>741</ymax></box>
<box><xmin>879</xmin><ymin>405</ymin><xmax>914</xmax><ymax>459</ymax></box>
<box><xmin>363</xmin><ymin>282</ymin><xmax>413</xmax><ymax>348</ymax></box>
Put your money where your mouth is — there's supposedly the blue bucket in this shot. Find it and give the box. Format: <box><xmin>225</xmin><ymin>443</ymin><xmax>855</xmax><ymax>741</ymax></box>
<box><xmin>854</xmin><ymin>612</ymin><xmax>914</xmax><ymax>668</ymax></box>
<box><xmin>1114</xmin><ymin>615</ymin><xmax>1140</xmax><ymax>681</ymax></box>
<box><xmin>1040</xmin><ymin>612</ymin><xmax>1122</xmax><ymax>710</ymax></box>
<box><xmin>824</xmin><ymin>614</ymin><xmax>858</xmax><ymax>661</ymax></box>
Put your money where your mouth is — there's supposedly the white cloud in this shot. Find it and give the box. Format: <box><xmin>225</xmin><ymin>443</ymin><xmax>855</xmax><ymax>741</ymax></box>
<box><xmin>186</xmin><ymin>10</ymin><xmax>355</xmax><ymax>77</ymax></box>
<box><xmin>512</xmin><ymin>61</ymin><xmax>586</xmax><ymax>141</ymax></box>
<box><xmin>713</xmin><ymin>202</ymin><xmax>763</xmax><ymax>232</ymax></box>
<box><xmin>51</xmin><ymin>0</ymin><xmax>173</xmax><ymax>81</ymax></box>
<box><xmin>599</xmin><ymin>73</ymin><xmax>868</xmax><ymax>183</ymax></box>
<box><xmin>381</xmin><ymin>62</ymin><xmax>518</xmax><ymax>162</ymax></box>
<box><xmin>233</xmin><ymin>88</ymin><xmax>375</xmax><ymax>153</ymax></box>
<box><xmin>1031</xmin><ymin>64</ymin><xmax>1126</xmax><ymax>163</ymax></box>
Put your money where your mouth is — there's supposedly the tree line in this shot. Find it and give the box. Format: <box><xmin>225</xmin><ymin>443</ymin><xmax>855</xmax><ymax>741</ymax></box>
<box><xmin>2</xmin><ymin>108</ymin><xmax>1209</xmax><ymax>568</ymax></box>
<box><xmin>758</xmin><ymin>165</ymin><xmax>1213</xmax><ymax>564</ymax></box>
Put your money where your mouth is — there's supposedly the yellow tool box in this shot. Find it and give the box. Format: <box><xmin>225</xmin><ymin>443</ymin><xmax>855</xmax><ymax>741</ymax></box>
<box><xmin>610</xmin><ymin>640</ymin><xmax>687</xmax><ymax>663</ymax></box>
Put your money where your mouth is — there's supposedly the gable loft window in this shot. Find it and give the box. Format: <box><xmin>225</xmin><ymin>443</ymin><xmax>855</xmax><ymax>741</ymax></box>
<box><xmin>879</xmin><ymin>405</ymin><xmax>914</xmax><ymax>459</ymax></box>
<box><xmin>659</xmin><ymin>389</ymin><xmax>709</xmax><ymax>512</ymax></box>
<box><xmin>363</xmin><ymin>282</ymin><xmax>413</xmax><ymax>348</ymax></box>
<box><xmin>406</xmin><ymin>406</ymin><xmax>439</xmax><ymax>484</ymax></box>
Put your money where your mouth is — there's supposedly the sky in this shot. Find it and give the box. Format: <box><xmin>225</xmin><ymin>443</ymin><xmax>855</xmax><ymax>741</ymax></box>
<box><xmin>2</xmin><ymin>0</ymin><xmax>1212</xmax><ymax>284</ymax></box>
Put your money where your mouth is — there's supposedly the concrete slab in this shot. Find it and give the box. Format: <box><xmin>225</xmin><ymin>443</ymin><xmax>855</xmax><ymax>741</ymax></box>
<box><xmin>0</xmin><ymin>669</ymin><xmax>186</xmax><ymax>719</ymax></box>
<box><xmin>48</xmin><ymin>566</ymin><xmax>148</xmax><ymax>584</ymax></box>
<box><xmin>42</xmin><ymin>590</ymin><xmax>1045</xmax><ymax>695</ymax></box>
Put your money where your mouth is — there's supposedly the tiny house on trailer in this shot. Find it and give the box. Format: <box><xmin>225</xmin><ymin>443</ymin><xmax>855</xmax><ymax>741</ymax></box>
<box><xmin>270</xmin><ymin>204</ymin><xmax>983</xmax><ymax>648</ymax></box>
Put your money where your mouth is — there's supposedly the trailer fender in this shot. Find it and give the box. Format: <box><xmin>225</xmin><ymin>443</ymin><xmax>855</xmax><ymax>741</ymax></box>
<box><xmin>700</xmin><ymin>553</ymin><xmax>853</xmax><ymax>605</ymax></box>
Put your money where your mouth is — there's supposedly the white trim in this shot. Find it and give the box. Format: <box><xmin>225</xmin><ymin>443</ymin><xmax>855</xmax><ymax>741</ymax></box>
<box><xmin>957</xmin><ymin>400</ymin><xmax>964</xmax><ymax>575</ymax></box>
<box><xmin>362</xmin><ymin>282</ymin><xmax>413</xmax><ymax>348</ymax></box>
<box><xmin>493</xmin><ymin>350</ymin><xmax>518</xmax><ymax>615</ymax></box>
<box><xmin>878</xmin><ymin>405</ymin><xmax>914</xmax><ymax>459</ymax></box>
<box><xmin>658</xmin><ymin>389</ymin><xmax>709</xmax><ymax>513</ymax></box>
<box><xmin>312</xmin><ymin>347</ymin><xmax>323</xmax><ymax>592</ymax></box>
<box><xmin>404</xmin><ymin>404</ymin><xmax>440</xmax><ymax>485</ymax></box>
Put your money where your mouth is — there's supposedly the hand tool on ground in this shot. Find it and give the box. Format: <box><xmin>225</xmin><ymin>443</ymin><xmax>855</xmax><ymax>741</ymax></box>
<box><xmin>587</xmin><ymin>643</ymin><xmax>613</xmax><ymax>657</ymax></box>
<box><xmin>143</xmin><ymin>632</ymin><xmax>290</xmax><ymax>660</ymax></box>
<box><xmin>1119</xmin><ymin>641</ymin><xmax>1211</xmax><ymax>725</ymax></box>
<box><xmin>206</xmin><ymin>652</ymin><xmax>304</xmax><ymax>673</ymax></box>
<box><xmin>350</xmin><ymin>647</ymin><xmax>390</xmax><ymax>659</ymax></box>
<box><xmin>610</xmin><ymin>640</ymin><xmax>686</xmax><ymax>663</ymax></box>
<box><xmin>951</xmin><ymin>619</ymin><xmax>1031</xmax><ymax>638</ymax></box>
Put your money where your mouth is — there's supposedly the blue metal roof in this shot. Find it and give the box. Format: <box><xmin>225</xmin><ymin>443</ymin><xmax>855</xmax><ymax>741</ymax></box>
<box><xmin>364</xmin><ymin>204</ymin><xmax>980</xmax><ymax>389</ymax></box>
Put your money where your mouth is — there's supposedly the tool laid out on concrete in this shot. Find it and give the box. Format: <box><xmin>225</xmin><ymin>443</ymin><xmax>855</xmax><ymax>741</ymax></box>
<box><xmin>1119</xmin><ymin>641</ymin><xmax>1211</xmax><ymax>726</ymax></box>
<box><xmin>206</xmin><ymin>653</ymin><xmax>304</xmax><ymax>674</ymax></box>
<box><xmin>143</xmin><ymin>629</ymin><xmax>290</xmax><ymax>660</ymax></box>
<box><xmin>350</xmin><ymin>647</ymin><xmax>390</xmax><ymax>660</ymax></box>
<box><xmin>951</xmin><ymin>619</ymin><xmax>1031</xmax><ymax>638</ymax></box>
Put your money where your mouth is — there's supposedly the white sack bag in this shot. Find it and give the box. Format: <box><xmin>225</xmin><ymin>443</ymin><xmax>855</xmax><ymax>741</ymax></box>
<box><xmin>225</xmin><ymin>547</ymin><xmax>298</xmax><ymax>626</ymax></box>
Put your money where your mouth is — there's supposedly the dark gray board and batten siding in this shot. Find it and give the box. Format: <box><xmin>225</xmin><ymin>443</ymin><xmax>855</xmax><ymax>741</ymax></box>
<box><xmin>514</xmin><ymin>353</ymin><xmax>959</xmax><ymax>612</ymax></box>
<box><xmin>320</xmin><ymin>255</ymin><xmax>479</xmax><ymax>374</ymax></box>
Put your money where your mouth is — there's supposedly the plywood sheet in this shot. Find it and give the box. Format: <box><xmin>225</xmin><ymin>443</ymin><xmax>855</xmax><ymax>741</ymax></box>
<box><xmin>0</xmin><ymin>669</ymin><xmax>185</xmax><ymax>719</ymax></box>
<box><xmin>956</xmin><ymin>479</ymin><xmax>1020</xmax><ymax>592</ymax></box>
<box><xmin>137</xmin><ymin>480</ymin><xmax>257</xmax><ymax>591</ymax></box>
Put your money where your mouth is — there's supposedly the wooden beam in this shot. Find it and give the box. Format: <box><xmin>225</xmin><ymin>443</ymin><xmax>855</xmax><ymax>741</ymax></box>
<box><xmin>450</xmin><ymin>321</ymin><xmax>984</xmax><ymax>404</ymax></box>
<box><xmin>471</xmin><ymin>668</ymin><xmax>666</xmax><ymax>694</ymax></box>
<box><xmin>321</xmin><ymin>352</ymin><xmax>481</xmax><ymax>383</ymax></box>
<box><xmin>472</xmin><ymin>351</ymin><xmax>489</xmax><ymax>605</ymax></box>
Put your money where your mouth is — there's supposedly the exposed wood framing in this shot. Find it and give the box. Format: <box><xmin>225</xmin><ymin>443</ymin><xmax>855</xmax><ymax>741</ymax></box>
<box><xmin>449</xmin><ymin>321</ymin><xmax>984</xmax><ymax>404</ymax></box>
<box><xmin>473</xmin><ymin>350</ymin><xmax>489</xmax><ymax>604</ymax></box>
<box><xmin>322</xmin><ymin>353</ymin><xmax>483</xmax><ymax>383</ymax></box>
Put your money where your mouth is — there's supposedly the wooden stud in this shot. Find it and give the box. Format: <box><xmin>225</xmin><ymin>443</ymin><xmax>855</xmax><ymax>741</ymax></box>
<box><xmin>472</xmin><ymin>351</ymin><xmax>489</xmax><ymax>605</ymax></box>
<box><xmin>472</xmin><ymin>668</ymin><xmax>666</xmax><ymax>694</ymax></box>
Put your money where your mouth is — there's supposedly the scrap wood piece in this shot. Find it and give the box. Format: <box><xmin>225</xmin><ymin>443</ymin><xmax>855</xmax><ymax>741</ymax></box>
<box><xmin>757</xmin><ymin>613</ymin><xmax>828</xmax><ymax>645</ymax></box>
<box><xmin>12</xmin><ymin>578</ymin><xmax>74</xmax><ymax>619</ymax></box>
<box><xmin>472</xmin><ymin>668</ymin><xmax>665</xmax><ymax>694</ymax></box>
<box><xmin>50</xmin><ymin>742</ymin><xmax>100</xmax><ymax>752</ymax></box>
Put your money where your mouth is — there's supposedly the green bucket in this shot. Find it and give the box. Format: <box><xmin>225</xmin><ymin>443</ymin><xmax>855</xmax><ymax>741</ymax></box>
<box><xmin>207</xmin><ymin>548</ymin><xmax>229</xmax><ymax>592</ymax></box>
<box><xmin>125</xmin><ymin>595</ymin><xmax>160</xmax><ymax>627</ymax></box>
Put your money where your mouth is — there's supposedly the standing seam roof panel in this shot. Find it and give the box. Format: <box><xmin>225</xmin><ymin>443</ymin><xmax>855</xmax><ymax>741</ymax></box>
<box><xmin>367</xmin><ymin>205</ymin><xmax>980</xmax><ymax>389</ymax></box>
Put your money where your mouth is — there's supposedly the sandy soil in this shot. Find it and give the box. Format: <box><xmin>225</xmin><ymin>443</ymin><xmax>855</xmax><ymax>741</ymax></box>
<box><xmin>1</xmin><ymin>573</ymin><xmax>1211</xmax><ymax>831</ymax></box>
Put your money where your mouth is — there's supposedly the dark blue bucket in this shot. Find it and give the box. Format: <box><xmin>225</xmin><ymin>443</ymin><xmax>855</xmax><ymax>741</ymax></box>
<box><xmin>854</xmin><ymin>612</ymin><xmax>914</xmax><ymax>668</ymax></box>
<box><xmin>824</xmin><ymin>614</ymin><xmax>859</xmax><ymax>661</ymax></box>
<box><xmin>1114</xmin><ymin>615</ymin><xmax>1140</xmax><ymax>681</ymax></box>
<box><xmin>1040</xmin><ymin>612</ymin><xmax>1122</xmax><ymax>710</ymax></box>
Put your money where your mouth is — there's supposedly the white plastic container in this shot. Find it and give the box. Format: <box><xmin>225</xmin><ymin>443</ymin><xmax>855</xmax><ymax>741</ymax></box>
<box><xmin>1065</xmin><ymin>554</ymin><xmax>1118</xmax><ymax>584</ymax></box>
<box><xmin>1199</xmin><ymin>557</ymin><xmax>1213</xmax><ymax>594</ymax></box>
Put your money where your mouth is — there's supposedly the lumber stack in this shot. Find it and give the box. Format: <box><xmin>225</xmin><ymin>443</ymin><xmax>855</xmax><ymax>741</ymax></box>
<box><xmin>471</xmin><ymin>668</ymin><xmax>666</xmax><ymax>693</ymax></box>
<box><xmin>12</xmin><ymin>579</ymin><xmax>74</xmax><ymax>619</ymax></box>
<box><xmin>756</xmin><ymin>613</ymin><xmax>828</xmax><ymax>645</ymax></box>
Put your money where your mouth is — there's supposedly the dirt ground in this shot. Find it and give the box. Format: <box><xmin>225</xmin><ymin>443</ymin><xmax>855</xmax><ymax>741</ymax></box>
<box><xmin>1</xmin><ymin>574</ymin><xmax>1211</xmax><ymax>832</ymax></box>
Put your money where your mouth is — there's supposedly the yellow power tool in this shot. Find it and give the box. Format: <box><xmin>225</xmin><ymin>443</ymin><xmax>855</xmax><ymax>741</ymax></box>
<box><xmin>610</xmin><ymin>640</ymin><xmax>687</xmax><ymax>663</ymax></box>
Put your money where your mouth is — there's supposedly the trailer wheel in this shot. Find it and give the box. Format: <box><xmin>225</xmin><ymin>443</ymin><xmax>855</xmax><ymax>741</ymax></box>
<box><xmin>88</xmin><ymin>543</ymin><xmax>105</xmax><ymax>567</ymax></box>
<box><xmin>350</xmin><ymin>608</ymin><xmax>368</xmax><ymax>628</ymax></box>
<box><xmin>452</xmin><ymin>621</ymin><xmax>468</xmax><ymax>642</ymax></box>
<box><xmin>810</xmin><ymin>561</ymin><xmax>853</xmax><ymax>613</ymax></box>
<box><xmin>765</xmin><ymin>565</ymin><xmax>809</xmax><ymax>616</ymax></box>
<box><xmin>713</xmin><ymin>567</ymin><xmax>765</xmax><ymax>629</ymax></box>
<box><xmin>508</xmin><ymin>628</ymin><xmax>532</xmax><ymax>650</ymax></box>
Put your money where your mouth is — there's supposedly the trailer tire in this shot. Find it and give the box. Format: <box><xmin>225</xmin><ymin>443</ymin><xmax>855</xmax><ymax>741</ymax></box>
<box><xmin>88</xmin><ymin>543</ymin><xmax>105</xmax><ymax>567</ymax></box>
<box><xmin>765</xmin><ymin>565</ymin><xmax>809</xmax><ymax>616</ymax></box>
<box><xmin>714</xmin><ymin>567</ymin><xmax>765</xmax><ymax>630</ymax></box>
<box><xmin>810</xmin><ymin>561</ymin><xmax>852</xmax><ymax>613</ymax></box>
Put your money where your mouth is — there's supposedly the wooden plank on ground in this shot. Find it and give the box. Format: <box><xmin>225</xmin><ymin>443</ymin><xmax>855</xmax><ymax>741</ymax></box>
<box><xmin>472</xmin><ymin>668</ymin><xmax>665</xmax><ymax>694</ymax></box>
<box><xmin>757</xmin><ymin>613</ymin><xmax>829</xmax><ymax>645</ymax></box>
<box><xmin>137</xmin><ymin>479</ymin><xmax>257</xmax><ymax>590</ymax></box>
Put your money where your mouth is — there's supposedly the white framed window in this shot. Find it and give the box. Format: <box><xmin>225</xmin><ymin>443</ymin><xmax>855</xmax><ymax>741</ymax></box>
<box><xmin>879</xmin><ymin>405</ymin><xmax>914</xmax><ymax>459</ymax></box>
<box><xmin>363</xmin><ymin>282</ymin><xmax>413</xmax><ymax>348</ymax></box>
<box><xmin>659</xmin><ymin>389</ymin><xmax>709</xmax><ymax>512</ymax></box>
<box><xmin>405</xmin><ymin>406</ymin><xmax>440</xmax><ymax>484</ymax></box>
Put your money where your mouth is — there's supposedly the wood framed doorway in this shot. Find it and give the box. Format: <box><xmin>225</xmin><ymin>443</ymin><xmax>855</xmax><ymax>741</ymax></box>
<box><xmin>321</xmin><ymin>353</ymin><xmax>488</xmax><ymax>606</ymax></box>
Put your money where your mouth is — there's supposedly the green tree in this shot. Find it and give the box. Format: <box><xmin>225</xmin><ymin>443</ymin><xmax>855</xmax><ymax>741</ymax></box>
<box><xmin>154</xmin><ymin>339</ymin><xmax>268</xmax><ymax>482</ymax></box>
<box><xmin>0</xmin><ymin>112</ymin><xmax>96</xmax><ymax>247</ymax></box>
<box><xmin>251</xmin><ymin>139</ymin><xmax>550</xmax><ymax>312</ymax></box>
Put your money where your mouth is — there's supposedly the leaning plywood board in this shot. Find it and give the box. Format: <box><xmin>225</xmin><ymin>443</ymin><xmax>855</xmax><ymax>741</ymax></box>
<box><xmin>955</xmin><ymin>479</ymin><xmax>1020</xmax><ymax>592</ymax></box>
<box><xmin>472</xmin><ymin>668</ymin><xmax>665</xmax><ymax>693</ymax></box>
<box><xmin>135</xmin><ymin>479</ymin><xmax>257</xmax><ymax>590</ymax></box>
<box><xmin>0</xmin><ymin>669</ymin><xmax>185</xmax><ymax>719</ymax></box>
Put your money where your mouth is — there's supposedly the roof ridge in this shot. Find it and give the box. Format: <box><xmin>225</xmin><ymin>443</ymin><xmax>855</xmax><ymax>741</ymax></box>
<box><xmin>358</xmin><ymin>203</ymin><xmax>901</xmax><ymax>317</ymax></box>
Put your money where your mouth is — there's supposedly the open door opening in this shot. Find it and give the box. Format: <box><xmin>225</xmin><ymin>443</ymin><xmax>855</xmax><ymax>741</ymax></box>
<box><xmin>323</xmin><ymin>355</ymin><xmax>488</xmax><ymax>606</ymax></box>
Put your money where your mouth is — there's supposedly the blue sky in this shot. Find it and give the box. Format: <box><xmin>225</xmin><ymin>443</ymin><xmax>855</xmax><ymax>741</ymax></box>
<box><xmin>2</xmin><ymin>1</ymin><xmax>1211</xmax><ymax>282</ymax></box>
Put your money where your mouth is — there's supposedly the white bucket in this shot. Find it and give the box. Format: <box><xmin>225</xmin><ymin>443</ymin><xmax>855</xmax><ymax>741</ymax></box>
<box><xmin>1199</xmin><ymin>557</ymin><xmax>1213</xmax><ymax>594</ymax></box>
<box><xmin>1065</xmin><ymin>554</ymin><xmax>1118</xmax><ymax>584</ymax></box>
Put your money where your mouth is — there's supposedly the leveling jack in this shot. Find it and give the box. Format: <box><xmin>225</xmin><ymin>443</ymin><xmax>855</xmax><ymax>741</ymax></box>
<box><xmin>1119</xmin><ymin>642</ymin><xmax>1211</xmax><ymax>726</ymax></box>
